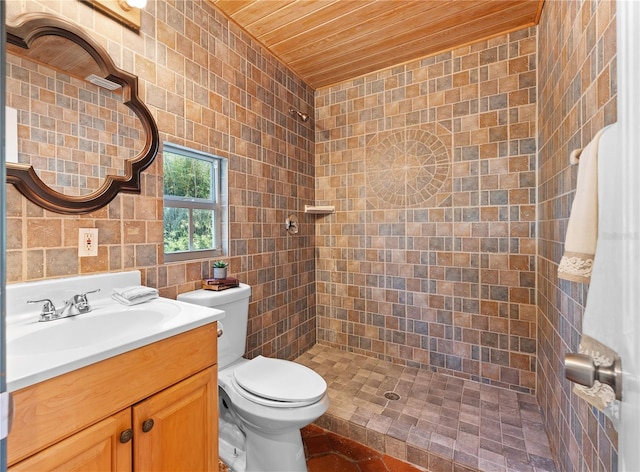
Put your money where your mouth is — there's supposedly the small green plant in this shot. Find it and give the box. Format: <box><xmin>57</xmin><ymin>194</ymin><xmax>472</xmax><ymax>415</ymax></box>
<box><xmin>213</xmin><ymin>260</ymin><xmax>228</xmax><ymax>268</ymax></box>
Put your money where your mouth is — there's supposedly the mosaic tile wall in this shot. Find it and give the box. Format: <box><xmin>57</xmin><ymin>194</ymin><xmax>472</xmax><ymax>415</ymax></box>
<box><xmin>6</xmin><ymin>0</ymin><xmax>316</xmax><ymax>361</ymax></box>
<box><xmin>6</xmin><ymin>52</ymin><xmax>144</xmax><ymax>196</ymax></box>
<box><xmin>536</xmin><ymin>0</ymin><xmax>618</xmax><ymax>470</ymax></box>
<box><xmin>314</xmin><ymin>28</ymin><xmax>538</xmax><ymax>393</ymax></box>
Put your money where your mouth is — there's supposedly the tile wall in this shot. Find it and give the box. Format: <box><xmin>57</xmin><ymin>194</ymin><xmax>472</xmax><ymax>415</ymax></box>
<box><xmin>536</xmin><ymin>0</ymin><xmax>618</xmax><ymax>470</ymax></box>
<box><xmin>314</xmin><ymin>28</ymin><xmax>538</xmax><ymax>393</ymax></box>
<box><xmin>5</xmin><ymin>0</ymin><xmax>316</xmax><ymax>361</ymax></box>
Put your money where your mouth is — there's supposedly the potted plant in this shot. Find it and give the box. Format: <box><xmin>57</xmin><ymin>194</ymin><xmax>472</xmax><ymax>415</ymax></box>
<box><xmin>212</xmin><ymin>260</ymin><xmax>229</xmax><ymax>279</ymax></box>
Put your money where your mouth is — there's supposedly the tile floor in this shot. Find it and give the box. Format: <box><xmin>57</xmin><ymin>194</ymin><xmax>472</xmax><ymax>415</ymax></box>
<box><xmin>296</xmin><ymin>345</ymin><xmax>556</xmax><ymax>472</ymax></box>
<box><xmin>303</xmin><ymin>423</ymin><xmax>426</xmax><ymax>472</ymax></box>
<box><xmin>219</xmin><ymin>424</ymin><xmax>424</xmax><ymax>472</ymax></box>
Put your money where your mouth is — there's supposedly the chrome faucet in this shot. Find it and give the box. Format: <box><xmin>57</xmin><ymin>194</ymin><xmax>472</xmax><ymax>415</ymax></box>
<box><xmin>28</xmin><ymin>289</ymin><xmax>100</xmax><ymax>322</ymax></box>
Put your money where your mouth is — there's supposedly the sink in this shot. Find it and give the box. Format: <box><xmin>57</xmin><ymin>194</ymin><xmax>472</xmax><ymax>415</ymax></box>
<box><xmin>6</xmin><ymin>271</ymin><xmax>225</xmax><ymax>391</ymax></box>
<box><xmin>8</xmin><ymin>303</ymin><xmax>181</xmax><ymax>356</ymax></box>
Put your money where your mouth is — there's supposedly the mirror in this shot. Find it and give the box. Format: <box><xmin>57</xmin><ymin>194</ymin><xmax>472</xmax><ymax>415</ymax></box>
<box><xmin>5</xmin><ymin>13</ymin><xmax>159</xmax><ymax>214</ymax></box>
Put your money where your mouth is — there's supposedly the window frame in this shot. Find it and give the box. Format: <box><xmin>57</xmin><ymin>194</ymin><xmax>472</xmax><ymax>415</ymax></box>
<box><xmin>162</xmin><ymin>142</ymin><xmax>227</xmax><ymax>263</ymax></box>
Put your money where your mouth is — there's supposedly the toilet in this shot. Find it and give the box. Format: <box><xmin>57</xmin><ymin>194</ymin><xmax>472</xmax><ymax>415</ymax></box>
<box><xmin>177</xmin><ymin>284</ymin><xmax>329</xmax><ymax>472</ymax></box>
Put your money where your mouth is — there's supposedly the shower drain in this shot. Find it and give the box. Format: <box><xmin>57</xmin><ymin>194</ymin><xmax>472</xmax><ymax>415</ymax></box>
<box><xmin>384</xmin><ymin>391</ymin><xmax>400</xmax><ymax>401</ymax></box>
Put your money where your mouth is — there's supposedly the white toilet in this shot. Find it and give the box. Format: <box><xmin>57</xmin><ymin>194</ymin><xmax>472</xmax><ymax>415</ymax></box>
<box><xmin>177</xmin><ymin>284</ymin><xmax>329</xmax><ymax>472</ymax></box>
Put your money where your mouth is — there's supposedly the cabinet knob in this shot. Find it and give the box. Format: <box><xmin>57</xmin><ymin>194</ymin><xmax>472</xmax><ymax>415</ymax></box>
<box><xmin>217</xmin><ymin>327</ymin><xmax>223</xmax><ymax>337</ymax></box>
<box><xmin>119</xmin><ymin>428</ymin><xmax>133</xmax><ymax>443</ymax></box>
<box><xmin>141</xmin><ymin>419</ymin><xmax>155</xmax><ymax>433</ymax></box>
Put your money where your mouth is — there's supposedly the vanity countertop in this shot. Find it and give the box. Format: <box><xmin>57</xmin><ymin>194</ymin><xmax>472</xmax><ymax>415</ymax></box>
<box><xmin>6</xmin><ymin>271</ymin><xmax>224</xmax><ymax>391</ymax></box>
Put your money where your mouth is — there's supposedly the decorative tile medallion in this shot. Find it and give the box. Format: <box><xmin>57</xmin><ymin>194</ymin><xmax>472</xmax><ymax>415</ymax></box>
<box><xmin>366</xmin><ymin>127</ymin><xmax>450</xmax><ymax>208</ymax></box>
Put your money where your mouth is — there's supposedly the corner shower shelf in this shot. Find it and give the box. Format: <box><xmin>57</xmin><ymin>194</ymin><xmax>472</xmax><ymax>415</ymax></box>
<box><xmin>304</xmin><ymin>205</ymin><xmax>335</xmax><ymax>215</ymax></box>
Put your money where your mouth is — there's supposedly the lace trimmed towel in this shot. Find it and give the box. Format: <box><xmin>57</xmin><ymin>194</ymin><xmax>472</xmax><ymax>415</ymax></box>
<box><xmin>558</xmin><ymin>129</ymin><xmax>605</xmax><ymax>283</ymax></box>
<box><xmin>574</xmin><ymin>335</ymin><xmax>620</xmax><ymax>425</ymax></box>
<box><xmin>112</xmin><ymin>285</ymin><xmax>159</xmax><ymax>306</ymax></box>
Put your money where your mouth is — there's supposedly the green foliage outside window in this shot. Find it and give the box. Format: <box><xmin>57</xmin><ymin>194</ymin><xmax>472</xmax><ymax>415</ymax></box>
<box><xmin>164</xmin><ymin>152</ymin><xmax>212</xmax><ymax>199</ymax></box>
<box><xmin>163</xmin><ymin>145</ymin><xmax>222</xmax><ymax>258</ymax></box>
<box><xmin>163</xmin><ymin>207</ymin><xmax>189</xmax><ymax>253</ymax></box>
<box><xmin>192</xmin><ymin>209</ymin><xmax>214</xmax><ymax>250</ymax></box>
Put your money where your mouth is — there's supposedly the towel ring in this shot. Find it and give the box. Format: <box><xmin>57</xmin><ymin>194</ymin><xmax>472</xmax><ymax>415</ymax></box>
<box><xmin>569</xmin><ymin>148</ymin><xmax>583</xmax><ymax>165</ymax></box>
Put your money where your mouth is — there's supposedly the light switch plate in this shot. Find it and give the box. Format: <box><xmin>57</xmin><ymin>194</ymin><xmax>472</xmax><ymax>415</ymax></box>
<box><xmin>79</xmin><ymin>228</ymin><xmax>99</xmax><ymax>257</ymax></box>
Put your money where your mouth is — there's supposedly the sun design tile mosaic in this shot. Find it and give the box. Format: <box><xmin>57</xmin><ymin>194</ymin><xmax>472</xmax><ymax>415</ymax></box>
<box><xmin>366</xmin><ymin>127</ymin><xmax>451</xmax><ymax>208</ymax></box>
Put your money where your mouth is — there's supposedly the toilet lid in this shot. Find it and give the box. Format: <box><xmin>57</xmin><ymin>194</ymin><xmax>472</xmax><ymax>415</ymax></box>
<box><xmin>233</xmin><ymin>356</ymin><xmax>327</xmax><ymax>403</ymax></box>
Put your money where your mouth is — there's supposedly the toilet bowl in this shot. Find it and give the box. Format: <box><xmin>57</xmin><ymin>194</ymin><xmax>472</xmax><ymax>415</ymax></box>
<box><xmin>219</xmin><ymin>358</ymin><xmax>330</xmax><ymax>471</ymax></box>
<box><xmin>177</xmin><ymin>284</ymin><xmax>329</xmax><ymax>472</ymax></box>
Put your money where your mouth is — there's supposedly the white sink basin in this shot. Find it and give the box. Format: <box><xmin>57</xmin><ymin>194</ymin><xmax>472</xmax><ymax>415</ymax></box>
<box><xmin>9</xmin><ymin>303</ymin><xmax>181</xmax><ymax>356</ymax></box>
<box><xmin>6</xmin><ymin>271</ymin><xmax>225</xmax><ymax>391</ymax></box>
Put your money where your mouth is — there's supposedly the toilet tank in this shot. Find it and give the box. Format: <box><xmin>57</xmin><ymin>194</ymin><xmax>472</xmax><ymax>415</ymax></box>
<box><xmin>177</xmin><ymin>283</ymin><xmax>251</xmax><ymax>370</ymax></box>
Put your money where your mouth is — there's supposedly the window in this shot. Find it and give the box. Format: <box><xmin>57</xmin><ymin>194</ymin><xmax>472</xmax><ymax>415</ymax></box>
<box><xmin>163</xmin><ymin>143</ymin><xmax>227</xmax><ymax>262</ymax></box>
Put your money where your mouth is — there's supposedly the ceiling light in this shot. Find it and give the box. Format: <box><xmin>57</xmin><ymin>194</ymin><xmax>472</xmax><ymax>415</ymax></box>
<box><xmin>118</xmin><ymin>0</ymin><xmax>147</xmax><ymax>11</ymax></box>
<box><xmin>126</xmin><ymin>0</ymin><xmax>147</xmax><ymax>8</ymax></box>
<box><xmin>85</xmin><ymin>74</ymin><xmax>122</xmax><ymax>91</ymax></box>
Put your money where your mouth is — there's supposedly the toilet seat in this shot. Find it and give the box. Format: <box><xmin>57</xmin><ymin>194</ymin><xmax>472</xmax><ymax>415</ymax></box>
<box><xmin>232</xmin><ymin>356</ymin><xmax>327</xmax><ymax>408</ymax></box>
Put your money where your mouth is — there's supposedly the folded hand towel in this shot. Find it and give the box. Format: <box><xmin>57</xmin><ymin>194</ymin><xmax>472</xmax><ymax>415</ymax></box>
<box><xmin>558</xmin><ymin>129</ymin><xmax>604</xmax><ymax>283</ymax></box>
<box><xmin>112</xmin><ymin>285</ymin><xmax>159</xmax><ymax>306</ymax></box>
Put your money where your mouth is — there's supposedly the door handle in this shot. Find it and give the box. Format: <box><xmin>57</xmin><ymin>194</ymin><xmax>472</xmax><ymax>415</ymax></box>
<box><xmin>564</xmin><ymin>353</ymin><xmax>622</xmax><ymax>400</ymax></box>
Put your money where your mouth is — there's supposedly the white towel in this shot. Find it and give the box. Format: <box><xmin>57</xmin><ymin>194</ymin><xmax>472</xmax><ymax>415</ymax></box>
<box><xmin>576</xmin><ymin>123</ymin><xmax>621</xmax><ymax>424</ymax></box>
<box><xmin>112</xmin><ymin>285</ymin><xmax>159</xmax><ymax>306</ymax></box>
<box><xmin>558</xmin><ymin>129</ymin><xmax>605</xmax><ymax>283</ymax></box>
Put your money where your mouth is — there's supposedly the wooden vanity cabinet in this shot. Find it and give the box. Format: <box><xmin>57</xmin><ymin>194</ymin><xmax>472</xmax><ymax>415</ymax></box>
<box><xmin>134</xmin><ymin>367</ymin><xmax>217</xmax><ymax>471</ymax></box>
<box><xmin>9</xmin><ymin>410</ymin><xmax>132</xmax><ymax>472</ymax></box>
<box><xmin>8</xmin><ymin>323</ymin><xmax>219</xmax><ymax>472</ymax></box>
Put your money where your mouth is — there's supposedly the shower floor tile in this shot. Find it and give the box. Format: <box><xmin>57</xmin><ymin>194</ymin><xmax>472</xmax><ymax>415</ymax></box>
<box><xmin>296</xmin><ymin>344</ymin><xmax>556</xmax><ymax>472</ymax></box>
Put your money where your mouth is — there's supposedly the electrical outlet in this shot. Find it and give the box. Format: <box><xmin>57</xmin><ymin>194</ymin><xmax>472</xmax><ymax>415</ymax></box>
<box><xmin>79</xmin><ymin>228</ymin><xmax>99</xmax><ymax>257</ymax></box>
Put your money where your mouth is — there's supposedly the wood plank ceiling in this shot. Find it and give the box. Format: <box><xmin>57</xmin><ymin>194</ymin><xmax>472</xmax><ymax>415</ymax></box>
<box><xmin>210</xmin><ymin>0</ymin><xmax>545</xmax><ymax>90</ymax></box>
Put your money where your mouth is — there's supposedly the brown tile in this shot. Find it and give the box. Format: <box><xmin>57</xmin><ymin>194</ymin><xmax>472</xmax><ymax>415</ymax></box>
<box><xmin>302</xmin><ymin>423</ymin><xmax>326</xmax><ymax>438</ymax></box>
<box><xmin>299</xmin><ymin>346</ymin><xmax>555</xmax><ymax>471</ymax></box>
<box><xmin>307</xmin><ymin>454</ymin><xmax>360</xmax><ymax>472</ymax></box>
<box><xmin>381</xmin><ymin>454</ymin><xmax>425</xmax><ymax>472</ymax></box>
<box><xmin>305</xmin><ymin>433</ymin><xmax>334</xmax><ymax>457</ymax></box>
<box><xmin>359</xmin><ymin>457</ymin><xmax>390</xmax><ymax>472</ymax></box>
<box><xmin>302</xmin><ymin>423</ymin><xmax>426</xmax><ymax>472</ymax></box>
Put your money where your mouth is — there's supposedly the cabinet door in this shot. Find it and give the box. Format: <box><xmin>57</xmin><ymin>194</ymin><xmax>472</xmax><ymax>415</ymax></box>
<box><xmin>133</xmin><ymin>366</ymin><xmax>218</xmax><ymax>472</ymax></box>
<box><xmin>9</xmin><ymin>409</ymin><xmax>132</xmax><ymax>472</ymax></box>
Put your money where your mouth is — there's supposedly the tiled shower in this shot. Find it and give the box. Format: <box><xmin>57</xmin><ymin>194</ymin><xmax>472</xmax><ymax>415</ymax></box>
<box><xmin>312</xmin><ymin>0</ymin><xmax>618</xmax><ymax>468</ymax></box>
<box><xmin>314</xmin><ymin>28</ymin><xmax>538</xmax><ymax>394</ymax></box>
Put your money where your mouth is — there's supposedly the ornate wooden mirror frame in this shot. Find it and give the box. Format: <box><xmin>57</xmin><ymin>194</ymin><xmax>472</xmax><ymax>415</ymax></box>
<box><xmin>5</xmin><ymin>13</ymin><xmax>159</xmax><ymax>214</ymax></box>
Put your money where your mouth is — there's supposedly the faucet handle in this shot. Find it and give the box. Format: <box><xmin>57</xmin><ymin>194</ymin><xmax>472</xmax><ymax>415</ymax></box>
<box><xmin>82</xmin><ymin>289</ymin><xmax>101</xmax><ymax>296</ymax></box>
<box><xmin>27</xmin><ymin>299</ymin><xmax>58</xmax><ymax>321</ymax></box>
<box><xmin>73</xmin><ymin>288</ymin><xmax>100</xmax><ymax>314</ymax></box>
